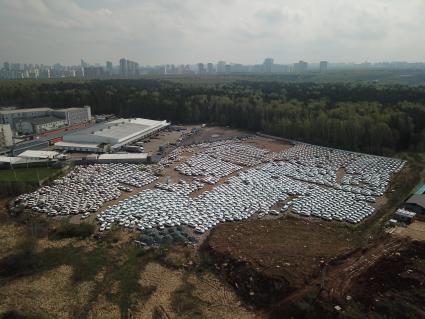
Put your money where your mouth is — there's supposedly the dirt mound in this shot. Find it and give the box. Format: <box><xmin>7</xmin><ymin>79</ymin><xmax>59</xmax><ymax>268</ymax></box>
<box><xmin>205</xmin><ymin>215</ymin><xmax>360</xmax><ymax>307</ymax></box>
<box><xmin>347</xmin><ymin>240</ymin><xmax>425</xmax><ymax>318</ymax></box>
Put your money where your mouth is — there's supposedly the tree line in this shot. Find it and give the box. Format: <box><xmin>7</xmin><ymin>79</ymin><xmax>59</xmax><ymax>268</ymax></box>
<box><xmin>1</xmin><ymin>79</ymin><xmax>425</xmax><ymax>154</ymax></box>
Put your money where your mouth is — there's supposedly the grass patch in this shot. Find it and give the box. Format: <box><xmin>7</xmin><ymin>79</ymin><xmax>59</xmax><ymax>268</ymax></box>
<box><xmin>0</xmin><ymin>229</ymin><xmax>103</xmax><ymax>285</ymax></box>
<box><xmin>49</xmin><ymin>222</ymin><xmax>95</xmax><ymax>240</ymax></box>
<box><xmin>0</xmin><ymin>310</ymin><xmax>51</xmax><ymax>319</ymax></box>
<box><xmin>170</xmin><ymin>280</ymin><xmax>205</xmax><ymax>319</ymax></box>
<box><xmin>71</xmin><ymin>246</ymin><xmax>108</xmax><ymax>283</ymax></box>
<box><xmin>0</xmin><ymin>242</ymin><xmax>80</xmax><ymax>282</ymax></box>
<box><xmin>152</xmin><ymin>306</ymin><xmax>168</xmax><ymax>319</ymax></box>
<box><xmin>0</xmin><ymin>168</ymin><xmax>61</xmax><ymax>183</ymax></box>
<box><xmin>106</xmin><ymin>246</ymin><xmax>166</xmax><ymax>318</ymax></box>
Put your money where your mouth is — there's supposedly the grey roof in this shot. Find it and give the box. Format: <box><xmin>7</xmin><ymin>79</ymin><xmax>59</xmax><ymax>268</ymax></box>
<box><xmin>406</xmin><ymin>195</ymin><xmax>425</xmax><ymax>209</ymax></box>
<box><xmin>0</xmin><ymin>107</ymin><xmax>52</xmax><ymax>115</ymax></box>
<box><xmin>54</xmin><ymin>107</ymin><xmax>87</xmax><ymax>112</ymax></box>
<box><xmin>0</xmin><ymin>107</ymin><xmax>88</xmax><ymax>115</ymax></box>
<box><xmin>64</xmin><ymin>122</ymin><xmax>116</xmax><ymax>137</ymax></box>
<box><xmin>65</xmin><ymin>120</ymin><xmax>150</xmax><ymax>140</ymax></box>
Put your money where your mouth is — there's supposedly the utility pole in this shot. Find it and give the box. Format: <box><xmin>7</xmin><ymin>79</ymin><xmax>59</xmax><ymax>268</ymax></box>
<box><xmin>10</xmin><ymin>161</ymin><xmax>17</xmax><ymax>182</ymax></box>
<box><xmin>37</xmin><ymin>168</ymin><xmax>41</xmax><ymax>186</ymax></box>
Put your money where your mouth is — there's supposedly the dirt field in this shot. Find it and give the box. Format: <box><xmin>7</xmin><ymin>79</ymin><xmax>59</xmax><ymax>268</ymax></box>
<box><xmin>205</xmin><ymin>215</ymin><xmax>362</xmax><ymax>305</ymax></box>
<box><xmin>246</xmin><ymin>137</ymin><xmax>292</xmax><ymax>153</ymax></box>
<box><xmin>142</xmin><ymin>126</ymin><xmax>198</xmax><ymax>154</ymax></box>
<box><xmin>347</xmin><ymin>240</ymin><xmax>425</xmax><ymax>318</ymax></box>
<box><xmin>393</xmin><ymin>220</ymin><xmax>425</xmax><ymax>241</ymax></box>
<box><xmin>182</xmin><ymin>126</ymin><xmax>251</xmax><ymax>145</ymax></box>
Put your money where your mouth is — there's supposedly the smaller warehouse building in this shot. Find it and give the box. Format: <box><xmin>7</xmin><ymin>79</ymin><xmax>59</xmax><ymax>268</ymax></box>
<box><xmin>18</xmin><ymin>150</ymin><xmax>60</xmax><ymax>160</ymax></box>
<box><xmin>54</xmin><ymin>141</ymin><xmax>105</xmax><ymax>153</ymax></box>
<box><xmin>405</xmin><ymin>194</ymin><xmax>425</xmax><ymax>218</ymax></box>
<box><xmin>97</xmin><ymin>153</ymin><xmax>148</xmax><ymax>163</ymax></box>
<box><xmin>0</xmin><ymin>150</ymin><xmax>60</xmax><ymax>168</ymax></box>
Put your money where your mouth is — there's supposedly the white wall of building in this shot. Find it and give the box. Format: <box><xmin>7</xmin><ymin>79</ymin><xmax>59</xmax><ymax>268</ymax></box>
<box><xmin>0</xmin><ymin>124</ymin><xmax>13</xmax><ymax>147</ymax></box>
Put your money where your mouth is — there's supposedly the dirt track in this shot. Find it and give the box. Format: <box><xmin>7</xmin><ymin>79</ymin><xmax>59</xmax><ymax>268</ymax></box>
<box><xmin>324</xmin><ymin>236</ymin><xmax>405</xmax><ymax>302</ymax></box>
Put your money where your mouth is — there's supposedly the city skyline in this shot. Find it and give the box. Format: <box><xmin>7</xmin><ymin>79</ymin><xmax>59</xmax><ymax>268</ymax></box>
<box><xmin>1</xmin><ymin>0</ymin><xmax>424</xmax><ymax>65</ymax></box>
<box><xmin>3</xmin><ymin>57</ymin><xmax>425</xmax><ymax>80</ymax></box>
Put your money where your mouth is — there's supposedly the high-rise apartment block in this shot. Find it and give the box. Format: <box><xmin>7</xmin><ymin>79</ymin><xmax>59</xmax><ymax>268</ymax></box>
<box><xmin>263</xmin><ymin>58</ymin><xmax>274</xmax><ymax>73</ymax></box>
<box><xmin>119</xmin><ymin>58</ymin><xmax>139</xmax><ymax>76</ymax></box>
<box><xmin>320</xmin><ymin>61</ymin><xmax>328</xmax><ymax>72</ymax></box>
<box><xmin>293</xmin><ymin>60</ymin><xmax>309</xmax><ymax>73</ymax></box>
<box><xmin>217</xmin><ymin>61</ymin><xmax>226</xmax><ymax>73</ymax></box>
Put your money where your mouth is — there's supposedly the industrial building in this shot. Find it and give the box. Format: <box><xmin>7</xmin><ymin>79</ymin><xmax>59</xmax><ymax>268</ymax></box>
<box><xmin>405</xmin><ymin>194</ymin><xmax>425</xmax><ymax>216</ymax></box>
<box><xmin>0</xmin><ymin>106</ymin><xmax>91</xmax><ymax>134</ymax></box>
<box><xmin>54</xmin><ymin>118</ymin><xmax>170</xmax><ymax>153</ymax></box>
<box><xmin>0</xmin><ymin>150</ymin><xmax>60</xmax><ymax>168</ymax></box>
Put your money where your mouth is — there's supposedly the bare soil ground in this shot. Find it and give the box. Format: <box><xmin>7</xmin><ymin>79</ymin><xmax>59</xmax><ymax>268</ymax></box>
<box><xmin>346</xmin><ymin>240</ymin><xmax>425</xmax><ymax>318</ymax></box>
<box><xmin>323</xmin><ymin>236</ymin><xmax>405</xmax><ymax>302</ymax></box>
<box><xmin>246</xmin><ymin>137</ymin><xmax>291</xmax><ymax>153</ymax></box>
<box><xmin>393</xmin><ymin>220</ymin><xmax>425</xmax><ymax>241</ymax></box>
<box><xmin>183</xmin><ymin>126</ymin><xmax>251</xmax><ymax>145</ymax></box>
<box><xmin>142</xmin><ymin>126</ymin><xmax>198</xmax><ymax>155</ymax></box>
<box><xmin>206</xmin><ymin>215</ymin><xmax>360</xmax><ymax>292</ymax></box>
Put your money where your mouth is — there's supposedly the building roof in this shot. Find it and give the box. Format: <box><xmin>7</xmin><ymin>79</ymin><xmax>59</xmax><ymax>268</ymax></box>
<box><xmin>0</xmin><ymin>156</ymin><xmax>24</xmax><ymax>164</ymax></box>
<box><xmin>95</xmin><ymin>122</ymin><xmax>150</xmax><ymax>141</ymax></box>
<box><xmin>63</xmin><ymin>118</ymin><xmax>169</xmax><ymax>147</ymax></box>
<box><xmin>98</xmin><ymin>153</ymin><xmax>148</xmax><ymax>160</ymax></box>
<box><xmin>19</xmin><ymin>150</ymin><xmax>59</xmax><ymax>159</ymax></box>
<box><xmin>31</xmin><ymin>116</ymin><xmax>65</xmax><ymax>125</ymax></box>
<box><xmin>54</xmin><ymin>141</ymin><xmax>101</xmax><ymax>149</ymax></box>
<box><xmin>0</xmin><ymin>106</ymin><xmax>89</xmax><ymax>115</ymax></box>
<box><xmin>54</xmin><ymin>107</ymin><xmax>87</xmax><ymax>112</ymax></box>
<box><xmin>406</xmin><ymin>194</ymin><xmax>425</xmax><ymax>209</ymax></box>
<box><xmin>0</xmin><ymin>107</ymin><xmax>52</xmax><ymax>115</ymax></box>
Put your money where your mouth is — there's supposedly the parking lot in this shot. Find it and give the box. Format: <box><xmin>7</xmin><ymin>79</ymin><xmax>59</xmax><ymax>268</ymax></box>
<box><xmin>13</xmin><ymin>127</ymin><xmax>406</xmax><ymax>245</ymax></box>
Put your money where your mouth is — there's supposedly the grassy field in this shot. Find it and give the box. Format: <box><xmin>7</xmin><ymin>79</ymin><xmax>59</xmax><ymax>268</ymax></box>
<box><xmin>0</xmin><ymin>168</ymin><xmax>61</xmax><ymax>182</ymax></box>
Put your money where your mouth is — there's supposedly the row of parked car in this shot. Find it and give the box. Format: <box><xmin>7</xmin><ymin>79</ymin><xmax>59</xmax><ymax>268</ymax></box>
<box><xmin>268</xmin><ymin>143</ymin><xmax>405</xmax><ymax>197</ymax></box>
<box><xmin>15</xmin><ymin>163</ymin><xmax>158</xmax><ymax>216</ymax></box>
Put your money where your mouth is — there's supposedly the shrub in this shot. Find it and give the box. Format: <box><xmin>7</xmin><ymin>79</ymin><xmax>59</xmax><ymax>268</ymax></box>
<box><xmin>49</xmin><ymin>222</ymin><xmax>95</xmax><ymax>240</ymax></box>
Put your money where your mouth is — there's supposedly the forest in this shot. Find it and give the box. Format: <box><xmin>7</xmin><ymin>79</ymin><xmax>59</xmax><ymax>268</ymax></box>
<box><xmin>1</xmin><ymin>78</ymin><xmax>425</xmax><ymax>155</ymax></box>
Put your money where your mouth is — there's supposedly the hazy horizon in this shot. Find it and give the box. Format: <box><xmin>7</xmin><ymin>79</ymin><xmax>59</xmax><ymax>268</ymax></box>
<box><xmin>1</xmin><ymin>0</ymin><xmax>424</xmax><ymax>66</ymax></box>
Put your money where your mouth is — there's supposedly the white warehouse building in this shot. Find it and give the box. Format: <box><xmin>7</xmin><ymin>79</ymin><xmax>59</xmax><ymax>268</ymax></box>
<box><xmin>55</xmin><ymin>118</ymin><xmax>170</xmax><ymax>152</ymax></box>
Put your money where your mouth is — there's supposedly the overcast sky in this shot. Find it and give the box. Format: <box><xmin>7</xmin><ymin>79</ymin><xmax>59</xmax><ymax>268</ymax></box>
<box><xmin>0</xmin><ymin>0</ymin><xmax>424</xmax><ymax>66</ymax></box>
